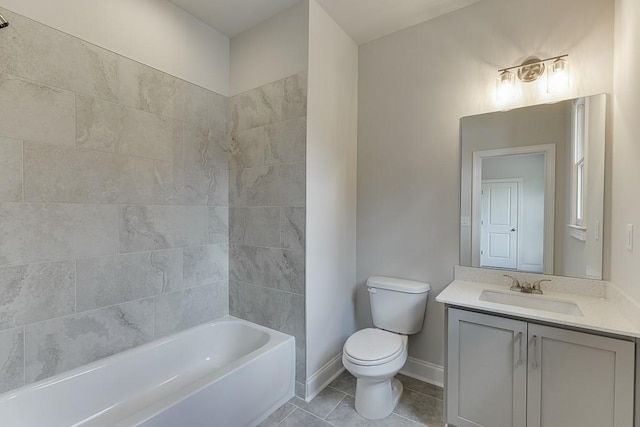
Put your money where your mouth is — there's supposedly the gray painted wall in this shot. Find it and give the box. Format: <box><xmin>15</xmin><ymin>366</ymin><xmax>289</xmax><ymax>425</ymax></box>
<box><xmin>357</xmin><ymin>0</ymin><xmax>614</xmax><ymax>368</ymax></box>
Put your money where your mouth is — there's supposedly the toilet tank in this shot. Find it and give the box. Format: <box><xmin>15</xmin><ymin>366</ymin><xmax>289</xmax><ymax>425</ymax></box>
<box><xmin>368</xmin><ymin>276</ymin><xmax>430</xmax><ymax>335</ymax></box>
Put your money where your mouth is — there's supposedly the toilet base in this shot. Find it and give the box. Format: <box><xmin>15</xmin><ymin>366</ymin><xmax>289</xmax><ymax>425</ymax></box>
<box><xmin>354</xmin><ymin>377</ymin><xmax>403</xmax><ymax>420</ymax></box>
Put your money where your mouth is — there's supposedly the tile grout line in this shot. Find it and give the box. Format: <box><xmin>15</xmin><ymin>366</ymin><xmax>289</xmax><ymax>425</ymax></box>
<box><xmin>290</xmin><ymin>407</ymin><xmax>339</xmax><ymax>427</ymax></box>
<box><xmin>21</xmin><ymin>326</ymin><xmax>26</xmax><ymax>387</ymax></box>
<box><xmin>0</xmin><ymin>68</ymin><xmax>226</xmax><ymax>129</ymax></box>
<box><xmin>392</xmin><ymin>411</ymin><xmax>428</xmax><ymax>426</ymax></box>
<box><xmin>74</xmin><ymin>259</ymin><xmax>77</xmax><ymax>313</ymax></box>
<box><xmin>322</xmin><ymin>392</ymin><xmax>347</xmax><ymax>420</ymax></box>
<box><xmin>21</xmin><ymin>140</ymin><xmax>24</xmax><ymax>202</ymax></box>
<box><xmin>14</xmin><ymin>280</ymin><xmax>229</xmax><ymax>332</ymax></box>
<box><xmin>276</xmin><ymin>406</ymin><xmax>297</xmax><ymax>427</ymax></box>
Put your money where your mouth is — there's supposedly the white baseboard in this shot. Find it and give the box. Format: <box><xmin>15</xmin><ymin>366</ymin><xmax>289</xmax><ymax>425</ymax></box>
<box><xmin>400</xmin><ymin>357</ymin><xmax>444</xmax><ymax>387</ymax></box>
<box><xmin>305</xmin><ymin>352</ymin><xmax>344</xmax><ymax>402</ymax></box>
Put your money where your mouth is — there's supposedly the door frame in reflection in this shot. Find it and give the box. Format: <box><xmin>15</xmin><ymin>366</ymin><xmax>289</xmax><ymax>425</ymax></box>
<box><xmin>472</xmin><ymin>144</ymin><xmax>556</xmax><ymax>274</ymax></box>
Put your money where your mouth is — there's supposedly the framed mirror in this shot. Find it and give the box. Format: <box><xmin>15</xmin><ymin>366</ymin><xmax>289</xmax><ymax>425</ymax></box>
<box><xmin>460</xmin><ymin>94</ymin><xmax>606</xmax><ymax>280</ymax></box>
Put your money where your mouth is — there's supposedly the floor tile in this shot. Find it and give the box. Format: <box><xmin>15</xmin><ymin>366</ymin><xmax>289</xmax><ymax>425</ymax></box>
<box><xmin>394</xmin><ymin>388</ymin><xmax>444</xmax><ymax>427</ymax></box>
<box><xmin>329</xmin><ymin>370</ymin><xmax>357</xmax><ymax>396</ymax></box>
<box><xmin>290</xmin><ymin>386</ymin><xmax>346</xmax><ymax>418</ymax></box>
<box><xmin>325</xmin><ymin>395</ymin><xmax>422</xmax><ymax>427</ymax></box>
<box><xmin>397</xmin><ymin>374</ymin><xmax>444</xmax><ymax>400</ymax></box>
<box><xmin>257</xmin><ymin>402</ymin><xmax>296</xmax><ymax>427</ymax></box>
<box><xmin>279</xmin><ymin>408</ymin><xmax>334</xmax><ymax>427</ymax></box>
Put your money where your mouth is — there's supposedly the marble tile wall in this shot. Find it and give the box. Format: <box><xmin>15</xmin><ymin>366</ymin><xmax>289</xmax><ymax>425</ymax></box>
<box><xmin>228</xmin><ymin>72</ymin><xmax>307</xmax><ymax>397</ymax></box>
<box><xmin>0</xmin><ymin>7</ymin><xmax>229</xmax><ymax>394</ymax></box>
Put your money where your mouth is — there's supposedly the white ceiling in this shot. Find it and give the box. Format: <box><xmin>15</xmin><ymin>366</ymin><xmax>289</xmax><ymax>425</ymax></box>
<box><xmin>169</xmin><ymin>0</ymin><xmax>482</xmax><ymax>44</ymax></box>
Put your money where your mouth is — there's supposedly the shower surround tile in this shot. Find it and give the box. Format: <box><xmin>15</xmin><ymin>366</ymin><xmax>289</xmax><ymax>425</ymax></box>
<box><xmin>24</xmin><ymin>142</ymin><xmax>155</xmax><ymax>204</ymax></box>
<box><xmin>0</xmin><ymin>8</ymin><xmax>119</xmax><ymax>102</ymax></box>
<box><xmin>229</xmin><ymin>71</ymin><xmax>308</xmax><ymax>134</ymax></box>
<box><xmin>184</xmin><ymin>167</ymin><xmax>229</xmax><ymax>206</ymax></box>
<box><xmin>180</xmin><ymin>81</ymin><xmax>211</xmax><ymax>129</ymax></box>
<box><xmin>0</xmin><ymin>7</ymin><xmax>231</xmax><ymax>395</ymax></box>
<box><xmin>76</xmin><ymin>95</ymin><xmax>183</xmax><ymax>163</ymax></box>
<box><xmin>229</xmin><ymin>71</ymin><xmax>307</xmax><ymax>395</ymax></box>
<box><xmin>75</xmin><ymin>95</ymin><xmax>127</xmax><ymax>153</ymax></box>
<box><xmin>244</xmin><ymin>163</ymin><xmax>306</xmax><ymax>207</ymax></box>
<box><xmin>119</xmin><ymin>205</ymin><xmax>209</xmax><ymax>253</ymax></box>
<box><xmin>230</xmin><ymin>245</ymin><xmax>305</xmax><ymax>295</ymax></box>
<box><xmin>0</xmin><ymin>137</ymin><xmax>23</xmax><ymax>202</ymax></box>
<box><xmin>281</xmin><ymin>207</ymin><xmax>306</xmax><ymax>251</ymax></box>
<box><xmin>0</xmin><ymin>328</ymin><xmax>24</xmax><ymax>394</ymax></box>
<box><xmin>209</xmin><ymin>92</ymin><xmax>229</xmax><ymax>133</ymax></box>
<box><xmin>152</xmin><ymin>161</ymin><xmax>186</xmax><ymax>205</ymax></box>
<box><xmin>282</xmin><ymin>72</ymin><xmax>308</xmax><ymax>122</ymax></box>
<box><xmin>230</xmin><ymin>280</ymin><xmax>304</xmax><ymax>340</ymax></box>
<box><xmin>230</xmin><ymin>79</ymin><xmax>283</xmax><ymax>133</ymax></box>
<box><xmin>24</xmin><ymin>299</ymin><xmax>154</xmax><ymax>383</ymax></box>
<box><xmin>264</xmin><ymin>117</ymin><xmax>307</xmax><ymax>165</ymax></box>
<box><xmin>230</xmin><ymin>117</ymin><xmax>306</xmax><ymax>170</ymax></box>
<box><xmin>154</xmin><ymin>282</ymin><xmax>229</xmax><ymax>338</ymax></box>
<box><xmin>183</xmin><ymin>245</ymin><xmax>229</xmax><ymax>288</ymax></box>
<box><xmin>0</xmin><ymin>73</ymin><xmax>75</xmax><ymax>147</ymax></box>
<box><xmin>0</xmin><ymin>203</ymin><xmax>118</xmax><ymax>266</ymax></box>
<box><xmin>223</xmin><ymin>162</ymin><xmax>307</xmax><ymax>209</ymax></box>
<box><xmin>76</xmin><ymin>250</ymin><xmax>183</xmax><ymax>312</ymax></box>
<box><xmin>230</xmin><ymin>207</ymin><xmax>281</xmax><ymax>247</ymax></box>
<box><xmin>295</xmin><ymin>338</ymin><xmax>306</xmax><ymax>384</ymax></box>
<box><xmin>231</xmin><ymin>126</ymin><xmax>268</xmax><ymax>170</ymax></box>
<box><xmin>229</xmin><ymin>168</ymin><xmax>248</xmax><ymax>207</ymax></box>
<box><xmin>183</xmin><ymin>124</ymin><xmax>230</xmax><ymax>170</ymax></box>
<box><xmin>117</xmin><ymin>57</ymin><xmax>183</xmax><ymax>119</ymax></box>
<box><xmin>0</xmin><ymin>261</ymin><xmax>75</xmax><ymax>331</ymax></box>
<box><xmin>208</xmin><ymin>207</ymin><xmax>229</xmax><ymax>245</ymax></box>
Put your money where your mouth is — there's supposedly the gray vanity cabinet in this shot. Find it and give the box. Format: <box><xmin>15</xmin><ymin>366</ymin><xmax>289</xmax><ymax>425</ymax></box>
<box><xmin>446</xmin><ymin>308</ymin><xmax>635</xmax><ymax>427</ymax></box>
<box><xmin>446</xmin><ymin>308</ymin><xmax>527</xmax><ymax>427</ymax></box>
<box><xmin>527</xmin><ymin>324</ymin><xmax>634</xmax><ymax>427</ymax></box>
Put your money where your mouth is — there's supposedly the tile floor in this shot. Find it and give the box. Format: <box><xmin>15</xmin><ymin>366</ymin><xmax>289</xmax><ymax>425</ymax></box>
<box><xmin>259</xmin><ymin>371</ymin><xmax>444</xmax><ymax>427</ymax></box>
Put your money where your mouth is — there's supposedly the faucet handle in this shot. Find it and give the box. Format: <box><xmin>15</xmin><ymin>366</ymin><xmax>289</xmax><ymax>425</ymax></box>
<box><xmin>532</xmin><ymin>279</ymin><xmax>550</xmax><ymax>294</ymax></box>
<box><xmin>504</xmin><ymin>274</ymin><xmax>521</xmax><ymax>291</ymax></box>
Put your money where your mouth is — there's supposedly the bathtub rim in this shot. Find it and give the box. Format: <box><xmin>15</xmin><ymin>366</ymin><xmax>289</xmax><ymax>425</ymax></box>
<box><xmin>0</xmin><ymin>315</ymin><xmax>294</xmax><ymax>410</ymax></box>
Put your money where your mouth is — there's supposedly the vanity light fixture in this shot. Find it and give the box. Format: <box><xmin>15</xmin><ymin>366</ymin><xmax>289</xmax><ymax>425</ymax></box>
<box><xmin>547</xmin><ymin>56</ymin><xmax>570</xmax><ymax>94</ymax></box>
<box><xmin>496</xmin><ymin>54</ymin><xmax>569</xmax><ymax>103</ymax></box>
<box><xmin>496</xmin><ymin>69</ymin><xmax>516</xmax><ymax>104</ymax></box>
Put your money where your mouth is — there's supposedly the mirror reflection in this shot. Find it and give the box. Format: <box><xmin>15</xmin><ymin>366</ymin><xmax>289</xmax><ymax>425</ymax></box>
<box><xmin>460</xmin><ymin>94</ymin><xmax>606</xmax><ymax>280</ymax></box>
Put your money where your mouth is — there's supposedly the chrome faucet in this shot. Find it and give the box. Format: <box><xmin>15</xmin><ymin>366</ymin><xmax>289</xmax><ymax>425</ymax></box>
<box><xmin>504</xmin><ymin>275</ymin><xmax>548</xmax><ymax>295</ymax></box>
<box><xmin>532</xmin><ymin>279</ymin><xmax>550</xmax><ymax>295</ymax></box>
<box><xmin>504</xmin><ymin>275</ymin><xmax>522</xmax><ymax>292</ymax></box>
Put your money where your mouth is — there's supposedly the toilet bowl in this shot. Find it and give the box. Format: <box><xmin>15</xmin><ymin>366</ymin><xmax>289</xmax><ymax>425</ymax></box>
<box><xmin>342</xmin><ymin>276</ymin><xmax>430</xmax><ymax>420</ymax></box>
<box><xmin>342</xmin><ymin>329</ymin><xmax>408</xmax><ymax>420</ymax></box>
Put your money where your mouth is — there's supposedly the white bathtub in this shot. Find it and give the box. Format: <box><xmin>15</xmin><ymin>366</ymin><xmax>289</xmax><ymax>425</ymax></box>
<box><xmin>0</xmin><ymin>316</ymin><xmax>295</xmax><ymax>427</ymax></box>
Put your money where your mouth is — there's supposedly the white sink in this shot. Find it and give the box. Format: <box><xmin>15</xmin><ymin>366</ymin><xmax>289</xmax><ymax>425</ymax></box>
<box><xmin>479</xmin><ymin>290</ymin><xmax>584</xmax><ymax>317</ymax></box>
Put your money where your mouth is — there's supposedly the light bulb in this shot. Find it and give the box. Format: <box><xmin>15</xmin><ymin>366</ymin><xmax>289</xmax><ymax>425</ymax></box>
<box><xmin>496</xmin><ymin>70</ymin><xmax>515</xmax><ymax>105</ymax></box>
<box><xmin>547</xmin><ymin>58</ymin><xmax>569</xmax><ymax>94</ymax></box>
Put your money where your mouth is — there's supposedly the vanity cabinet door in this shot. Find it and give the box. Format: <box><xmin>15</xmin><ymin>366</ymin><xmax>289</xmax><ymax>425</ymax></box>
<box><xmin>527</xmin><ymin>324</ymin><xmax>635</xmax><ymax>427</ymax></box>
<box><xmin>447</xmin><ymin>308</ymin><xmax>527</xmax><ymax>427</ymax></box>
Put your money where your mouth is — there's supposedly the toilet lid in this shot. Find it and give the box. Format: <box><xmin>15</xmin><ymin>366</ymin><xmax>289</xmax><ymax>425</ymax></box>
<box><xmin>344</xmin><ymin>329</ymin><xmax>403</xmax><ymax>364</ymax></box>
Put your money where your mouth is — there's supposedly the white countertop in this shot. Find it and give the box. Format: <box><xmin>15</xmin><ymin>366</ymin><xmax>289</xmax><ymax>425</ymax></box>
<box><xmin>437</xmin><ymin>280</ymin><xmax>640</xmax><ymax>339</ymax></box>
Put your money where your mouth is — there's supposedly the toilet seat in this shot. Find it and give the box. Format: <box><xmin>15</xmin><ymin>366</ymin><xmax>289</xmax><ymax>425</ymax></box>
<box><xmin>343</xmin><ymin>328</ymin><xmax>405</xmax><ymax>366</ymax></box>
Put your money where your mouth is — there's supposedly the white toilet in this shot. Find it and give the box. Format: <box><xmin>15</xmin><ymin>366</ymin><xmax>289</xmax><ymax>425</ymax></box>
<box><xmin>342</xmin><ymin>276</ymin><xmax>430</xmax><ymax>420</ymax></box>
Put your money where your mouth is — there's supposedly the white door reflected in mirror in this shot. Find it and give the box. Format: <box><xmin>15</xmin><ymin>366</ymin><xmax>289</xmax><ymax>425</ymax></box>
<box><xmin>481</xmin><ymin>180</ymin><xmax>519</xmax><ymax>270</ymax></box>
